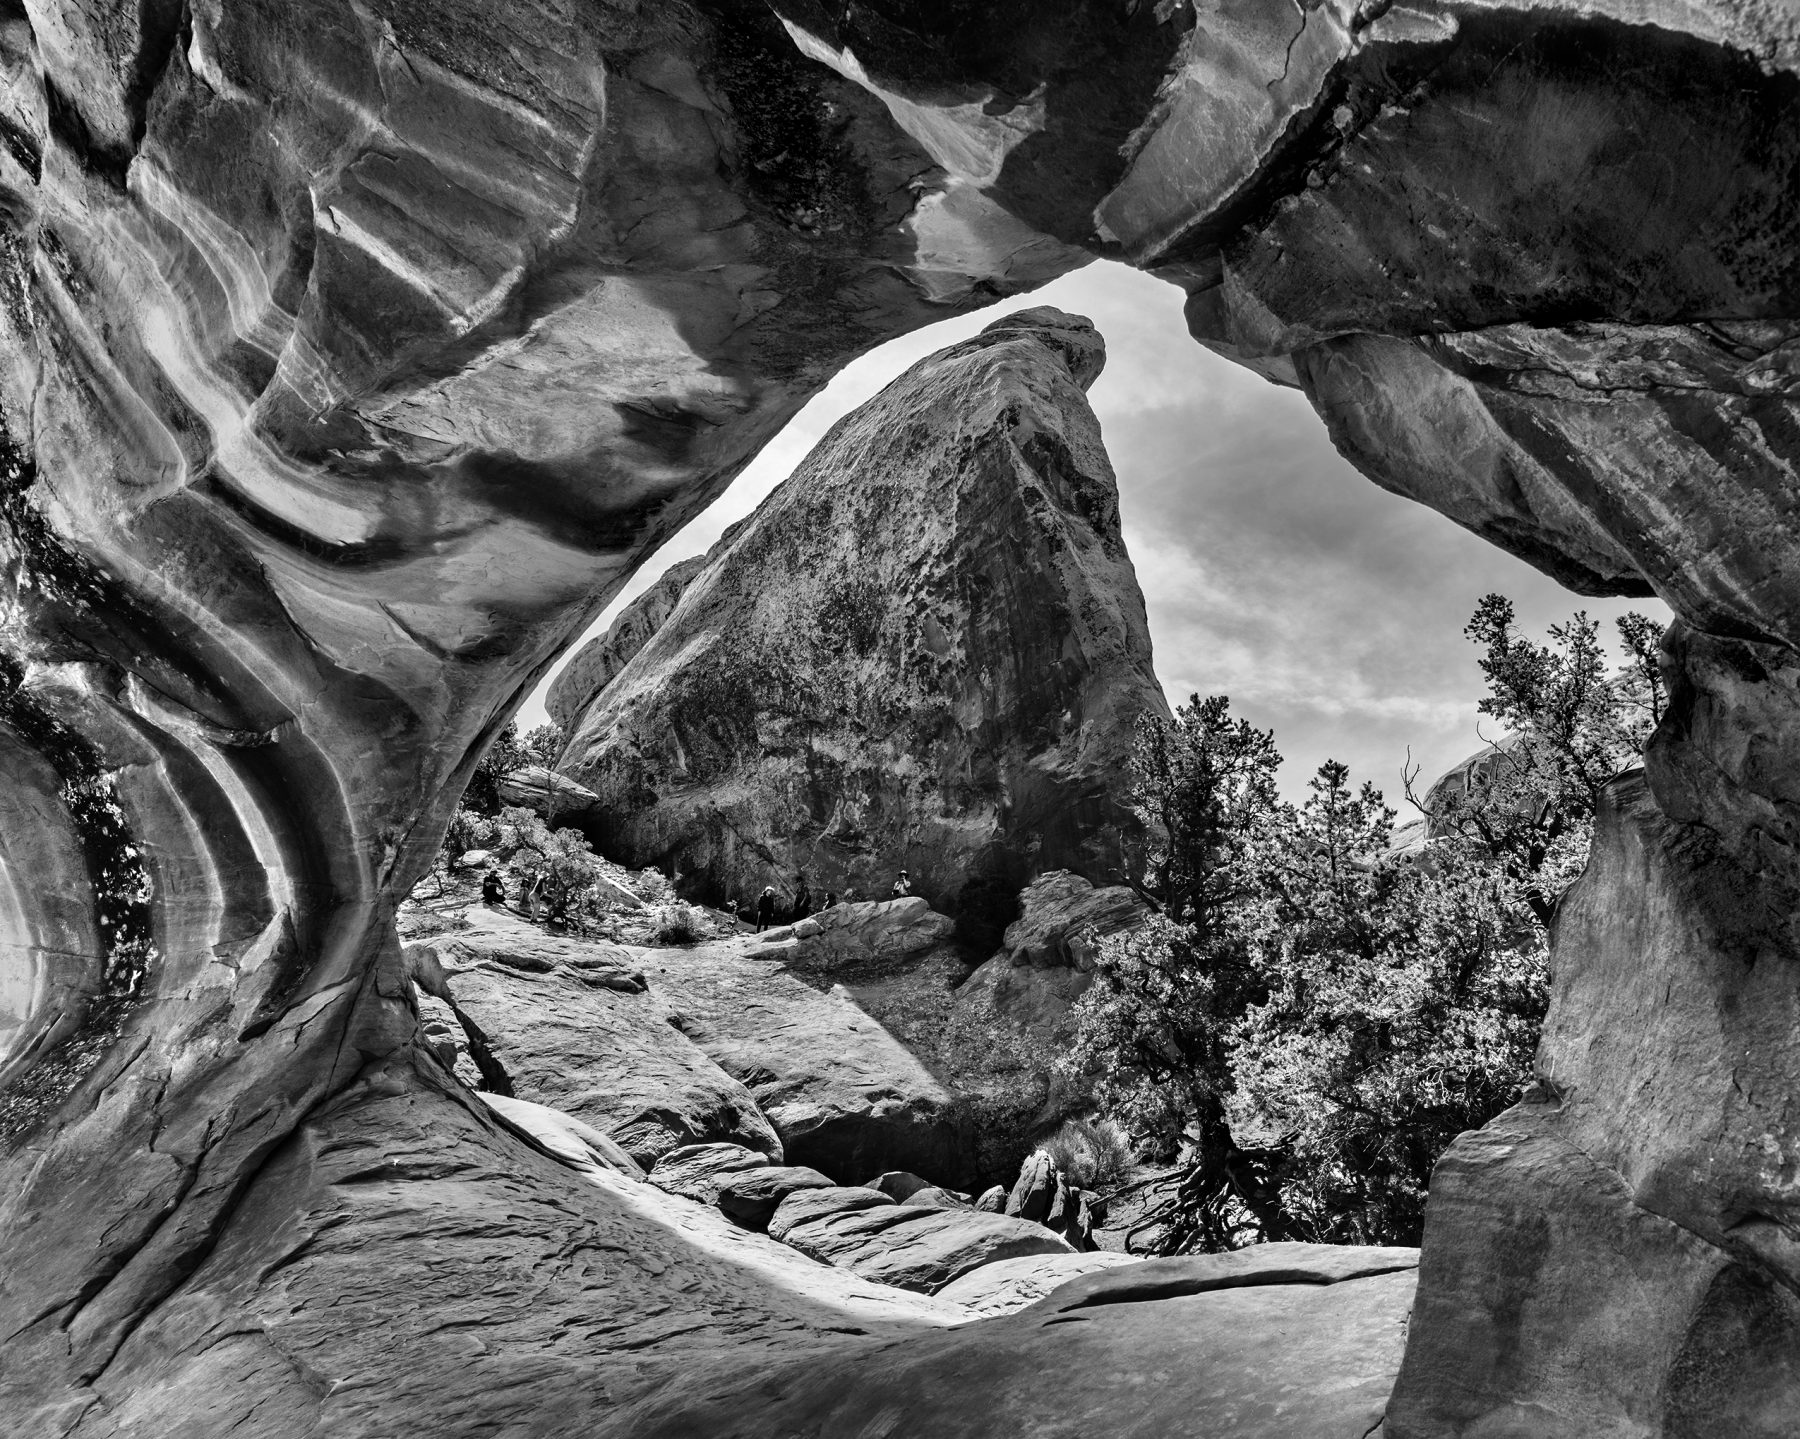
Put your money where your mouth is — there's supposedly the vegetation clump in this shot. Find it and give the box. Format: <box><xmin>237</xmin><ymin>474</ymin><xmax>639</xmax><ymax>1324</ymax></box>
<box><xmin>650</xmin><ymin>903</ymin><xmax>708</xmax><ymax>946</ymax></box>
<box><xmin>1042</xmin><ymin>1116</ymin><xmax>1134</xmax><ymax>1192</ymax></box>
<box><xmin>1064</xmin><ymin>596</ymin><xmax>1664</xmax><ymax>1251</ymax></box>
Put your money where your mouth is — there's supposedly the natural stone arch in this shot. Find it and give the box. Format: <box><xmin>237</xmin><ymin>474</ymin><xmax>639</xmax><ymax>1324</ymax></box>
<box><xmin>0</xmin><ymin>0</ymin><xmax>1795</xmax><ymax>1433</ymax></box>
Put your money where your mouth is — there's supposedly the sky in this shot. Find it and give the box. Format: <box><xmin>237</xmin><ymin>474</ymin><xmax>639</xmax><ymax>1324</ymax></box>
<box><xmin>519</xmin><ymin>261</ymin><xmax>1668</xmax><ymax>805</ymax></box>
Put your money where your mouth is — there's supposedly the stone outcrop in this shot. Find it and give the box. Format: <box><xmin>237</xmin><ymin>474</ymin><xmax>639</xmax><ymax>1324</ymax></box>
<box><xmin>649</xmin><ymin>1141</ymin><xmax>773</xmax><ymax>1205</ymax></box>
<box><xmin>715</xmin><ymin>1164</ymin><xmax>836</xmax><ymax>1229</ymax></box>
<box><xmin>650</xmin><ymin>937</ymin><xmax>973</xmax><ymax>1184</ymax></box>
<box><xmin>611</xmin><ymin>1244</ymin><xmax>1421</xmax><ymax>1437</ymax></box>
<box><xmin>775</xmin><ymin>1197</ymin><xmax>1075</xmax><ymax>1294</ymax></box>
<box><xmin>768</xmin><ymin>1185</ymin><xmax>895</xmax><ymax>1243</ymax></box>
<box><xmin>995</xmin><ymin>870</ymin><xmax>1151</xmax><ymax>972</ymax></box>
<box><xmin>555</xmin><ymin>307</ymin><xmax>1168</xmax><ymax>943</ymax></box>
<box><xmin>954</xmin><ymin>869</ymin><xmax>1149</xmax><ymax>1070</ymax></box>
<box><xmin>753</xmin><ymin>896</ymin><xmax>956</xmax><ymax>969</ymax></box>
<box><xmin>1</xmin><ymin>0</ymin><xmax>1799</xmax><ymax>1432</ymax></box>
<box><xmin>424</xmin><ymin>909</ymin><xmax>782</xmax><ymax>1166</ymax></box>
<box><xmin>494</xmin><ymin>766</ymin><xmax>603</xmax><ymax>826</ymax></box>
<box><xmin>933</xmin><ymin>1250</ymin><xmax>1140</xmax><ymax>1318</ymax></box>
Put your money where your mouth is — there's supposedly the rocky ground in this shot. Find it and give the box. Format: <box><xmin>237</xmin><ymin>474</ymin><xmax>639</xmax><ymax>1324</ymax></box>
<box><xmin>382</xmin><ymin>875</ymin><xmax>1423</xmax><ymax>1438</ymax></box>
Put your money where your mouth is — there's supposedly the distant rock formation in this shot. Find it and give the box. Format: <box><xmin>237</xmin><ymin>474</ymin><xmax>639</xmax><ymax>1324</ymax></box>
<box><xmin>555</xmin><ymin>308</ymin><xmax>1168</xmax><ymax>943</ymax></box>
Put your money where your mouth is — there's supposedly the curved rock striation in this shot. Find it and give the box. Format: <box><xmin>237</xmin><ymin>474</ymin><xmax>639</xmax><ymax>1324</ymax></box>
<box><xmin>555</xmin><ymin>306</ymin><xmax>1168</xmax><ymax>941</ymax></box>
<box><xmin>0</xmin><ymin>0</ymin><xmax>1798</xmax><ymax>1433</ymax></box>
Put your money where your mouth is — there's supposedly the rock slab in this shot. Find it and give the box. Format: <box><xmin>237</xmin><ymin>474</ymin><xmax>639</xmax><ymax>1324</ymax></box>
<box><xmin>779</xmin><ymin>1201</ymin><xmax>1075</xmax><ymax>1294</ymax></box>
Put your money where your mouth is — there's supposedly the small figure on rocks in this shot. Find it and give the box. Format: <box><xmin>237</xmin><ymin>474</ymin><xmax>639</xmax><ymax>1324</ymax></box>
<box><xmin>480</xmin><ymin>869</ymin><xmax>506</xmax><ymax>907</ymax></box>
<box><xmin>823</xmin><ymin>891</ymin><xmax>837</xmax><ymax>910</ymax></box>
<box><xmin>891</xmin><ymin>870</ymin><xmax>912</xmax><ymax>899</ymax></box>
<box><xmin>755</xmin><ymin>886</ymin><xmax>777</xmax><ymax>933</ymax></box>
<box><xmin>791</xmin><ymin>874</ymin><xmax>812</xmax><ymax>922</ymax></box>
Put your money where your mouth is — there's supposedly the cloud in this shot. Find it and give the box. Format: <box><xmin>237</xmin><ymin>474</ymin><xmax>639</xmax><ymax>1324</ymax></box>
<box><xmin>522</xmin><ymin>260</ymin><xmax>1669</xmax><ymax>803</ymax></box>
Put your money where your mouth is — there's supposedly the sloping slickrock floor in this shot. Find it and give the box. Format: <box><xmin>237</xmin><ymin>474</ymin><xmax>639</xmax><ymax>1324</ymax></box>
<box><xmin>78</xmin><ymin>1066</ymin><xmax>967</xmax><ymax>1439</ymax></box>
<box><xmin>610</xmin><ymin>1244</ymin><xmax>1421</xmax><ymax>1438</ymax></box>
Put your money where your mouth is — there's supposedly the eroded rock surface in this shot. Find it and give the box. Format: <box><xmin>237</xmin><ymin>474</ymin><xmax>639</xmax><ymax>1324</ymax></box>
<box><xmin>651</xmin><ymin>937</ymin><xmax>973</xmax><ymax>1185</ymax></box>
<box><xmin>428</xmin><ymin>909</ymin><xmax>782</xmax><ymax>1166</ymax></box>
<box><xmin>555</xmin><ymin>307</ymin><xmax>1168</xmax><ymax>943</ymax></box>
<box><xmin>2</xmin><ymin>0</ymin><xmax>1800</xmax><ymax>1432</ymax></box>
<box><xmin>777</xmin><ymin>1199</ymin><xmax>1075</xmax><ymax>1294</ymax></box>
<box><xmin>614</xmin><ymin>1246</ymin><xmax>1420</xmax><ymax>1438</ymax></box>
<box><xmin>934</xmin><ymin>1250</ymin><xmax>1140</xmax><ymax>1318</ymax></box>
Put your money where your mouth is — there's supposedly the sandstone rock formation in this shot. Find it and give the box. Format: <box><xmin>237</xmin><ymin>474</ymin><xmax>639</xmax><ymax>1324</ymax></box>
<box><xmin>0</xmin><ymin>0</ymin><xmax>1798</xmax><ymax>1432</ymax></box>
<box><xmin>767</xmin><ymin>1184</ymin><xmax>895</xmax><ymax>1243</ymax></box>
<box><xmin>715</xmin><ymin>1164</ymin><xmax>836</xmax><ymax>1229</ymax></box>
<box><xmin>425</xmin><ymin>908</ymin><xmax>782</xmax><ymax>1165</ymax></box>
<box><xmin>649</xmin><ymin>936</ymin><xmax>974</xmax><ymax>1184</ymax></box>
<box><xmin>554</xmin><ymin>307</ymin><xmax>1168</xmax><ymax>942</ymax></box>
<box><xmin>955</xmin><ymin>869</ymin><xmax>1149</xmax><ymax>1056</ymax></box>
<box><xmin>753</xmin><ymin>895</ymin><xmax>957</xmax><ymax>969</ymax></box>
<box><xmin>614</xmin><ymin>1244</ymin><xmax>1421</xmax><ymax>1437</ymax></box>
<box><xmin>933</xmin><ymin>1249</ymin><xmax>1140</xmax><ymax>1318</ymax></box>
<box><xmin>495</xmin><ymin>766</ymin><xmax>603</xmax><ymax>826</ymax></box>
<box><xmin>649</xmin><ymin>1141</ymin><xmax>773</xmax><ymax>1204</ymax></box>
<box><xmin>775</xmin><ymin>1197</ymin><xmax>1075</xmax><ymax>1294</ymax></box>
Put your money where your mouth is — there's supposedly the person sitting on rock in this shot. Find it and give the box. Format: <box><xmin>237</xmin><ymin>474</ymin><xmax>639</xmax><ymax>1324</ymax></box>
<box><xmin>480</xmin><ymin>868</ymin><xmax>506</xmax><ymax>907</ymax></box>
<box><xmin>822</xmin><ymin>891</ymin><xmax>837</xmax><ymax>910</ymax></box>
<box><xmin>755</xmin><ymin>886</ymin><xmax>777</xmax><ymax>933</ymax></box>
<box><xmin>891</xmin><ymin>870</ymin><xmax>912</xmax><ymax>899</ymax></box>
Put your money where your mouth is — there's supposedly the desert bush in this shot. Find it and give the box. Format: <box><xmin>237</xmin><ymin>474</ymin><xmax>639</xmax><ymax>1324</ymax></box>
<box><xmin>651</xmin><ymin>903</ymin><xmax>706</xmax><ymax>945</ymax></box>
<box><xmin>1042</xmin><ymin>1117</ymin><xmax>1134</xmax><ymax>1192</ymax></box>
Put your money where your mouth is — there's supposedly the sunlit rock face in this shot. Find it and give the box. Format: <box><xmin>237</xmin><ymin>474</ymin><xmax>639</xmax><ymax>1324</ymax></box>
<box><xmin>554</xmin><ymin>307</ymin><xmax>1166</xmax><ymax>941</ymax></box>
<box><xmin>1</xmin><ymin>0</ymin><xmax>1799</xmax><ymax>1432</ymax></box>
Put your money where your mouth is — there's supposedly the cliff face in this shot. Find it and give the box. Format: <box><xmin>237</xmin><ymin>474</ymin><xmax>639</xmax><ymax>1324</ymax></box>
<box><xmin>555</xmin><ymin>308</ymin><xmax>1167</xmax><ymax>940</ymax></box>
<box><xmin>0</xmin><ymin>0</ymin><xmax>1797</xmax><ymax>1433</ymax></box>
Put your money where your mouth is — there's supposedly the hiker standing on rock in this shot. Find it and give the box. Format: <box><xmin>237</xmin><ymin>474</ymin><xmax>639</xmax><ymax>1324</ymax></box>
<box><xmin>891</xmin><ymin>870</ymin><xmax>912</xmax><ymax>899</ymax></box>
<box><xmin>791</xmin><ymin>874</ymin><xmax>811</xmax><ymax>922</ymax></box>
<box><xmin>755</xmin><ymin>886</ymin><xmax>777</xmax><ymax>933</ymax></box>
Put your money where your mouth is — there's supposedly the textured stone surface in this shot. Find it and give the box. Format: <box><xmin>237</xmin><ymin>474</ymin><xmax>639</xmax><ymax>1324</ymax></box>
<box><xmin>432</xmin><ymin>910</ymin><xmax>782</xmax><ymax>1166</ymax></box>
<box><xmin>614</xmin><ymin>1262</ymin><xmax>1420</xmax><ymax>1438</ymax></box>
<box><xmin>715</xmin><ymin>1164</ymin><xmax>835</xmax><ymax>1229</ymax></box>
<box><xmin>3</xmin><ymin>0</ymin><xmax>1800</xmax><ymax>1431</ymax></box>
<box><xmin>556</xmin><ymin>307</ymin><xmax>1168</xmax><ymax>942</ymax></box>
<box><xmin>0</xmin><ymin>723</ymin><xmax>104</xmax><ymax>1093</ymax></box>
<box><xmin>934</xmin><ymin>1250</ymin><xmax>1140</xmax><ymax>1318</ymax></box>
<box><xmin>950</xmin><ymin>871</ymin><xmax>1149</xmax><ymax>1086</ymax></box>
<box><xmin>495</xmin><ymin>766</ymin><xmax>602</xmax><ymax>825</ymax></box>
<box><xmin>0</xmin><ymin>4</ymin><xmax>1078</xmax><ymax>1420</ymax></box>
<box><xmin>545</xmin><ymin>557</ymin><xmax>710</xmax><ymax>731</ymax></box>
<box><xmin>998</xmin><ymin>870</ymin><xmax>1150</xmax><ymax>970</ymax></box>
<box><xmin>767</xmin><ymin>1185</ymin><xmax>895</xmax><ymax>1244</ymax></box>
<box><xmin>1387</xmin><ymin>763</ymin><xmax>1800</xmax><ymax>1436</ymax></box>
<box><xmin>762</xmin><ymin>897</ymin><xmax>958</xmax><ymax>971</ymax></box>
<box><xmin>651</xmin><ymin>937</ymin><xmax>972</xmax><ymax>1185</ymax></box>
<box><xmin>777</xmin><ymin>1199</ymin><xmax>1074</xmax><ymax>1294</ymax></box>
<box><xmin>8</xmin><ymin>1063</ymin><xmax>970</xmax><ymax>1438</ymax></box>
<box><xmin>649</xmin><ymin>1142</ymin><xmax>772</xmax><ymax>1206</ymax></box>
